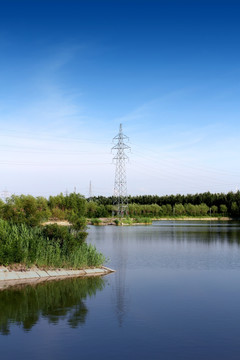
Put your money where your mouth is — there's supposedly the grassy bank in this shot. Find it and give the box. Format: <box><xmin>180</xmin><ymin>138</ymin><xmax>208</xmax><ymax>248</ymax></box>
<box><xmin>0</xmin><ymin>220</ymin><xmax>105</xmax><ymax>269</ymax></box>
<box><xmin>88</xmin><ymin>216</ymin><xmax>234</xmax><ymax>226</ymax></box>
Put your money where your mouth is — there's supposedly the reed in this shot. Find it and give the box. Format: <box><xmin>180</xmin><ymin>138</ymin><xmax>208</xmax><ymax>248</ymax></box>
<box><xmin>0</xmin><ymin>220</ymin><xmax>105</xmax><ymax>268</ymax></box>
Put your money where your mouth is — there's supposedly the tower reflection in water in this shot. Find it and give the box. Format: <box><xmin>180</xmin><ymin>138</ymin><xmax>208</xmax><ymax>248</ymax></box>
<box><xmin>112</xmin><ymin>227</ymin><xmax>130</xmax><ymax>327</ymax></box>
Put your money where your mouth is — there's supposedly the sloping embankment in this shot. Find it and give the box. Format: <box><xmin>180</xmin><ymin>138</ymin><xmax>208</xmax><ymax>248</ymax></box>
<box><xmin>0</xmin><ymin>266</ymin><xmax>115</xmax><ymax>290</ymax></box>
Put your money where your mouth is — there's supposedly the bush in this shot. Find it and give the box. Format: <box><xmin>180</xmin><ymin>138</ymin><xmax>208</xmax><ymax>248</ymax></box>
<box><xmin>42</xmin><ymin>224</ymin><xmax>87</xmax><ymax>254</ymax></box>
<box><xmin>51</xmin><ymin>207</ymin><xmax>66</xmax><ymax>220</ymax></box>
<box><xmin>91</xmin><ymin>218</ymin><xmax>101</xmax><ymax>225</ymax></box>
<box><xmin>114</xmin><ymin>219</ymin><xmax>121</xmax><ymax>226</ymax></box>
<box><xmin>122</xmin><ymin>218</ymin><xmax>133</xmax><ymax>225</ymax></box>
<box><xmin>67</xmin><ymin>214</ymin><xmax>87</xmax><ymax>231</ymax></box>
<box><xmin>133</xmin><ymin>217</ymin><xmax>152</xmax><ymax>224</ymax></box>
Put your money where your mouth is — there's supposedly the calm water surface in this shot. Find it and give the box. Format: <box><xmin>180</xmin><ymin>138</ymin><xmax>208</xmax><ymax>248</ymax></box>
<box><xmin>1</xmin><ymin>221</ymin><xmax>240</xmax><ymax>360</ymax></box>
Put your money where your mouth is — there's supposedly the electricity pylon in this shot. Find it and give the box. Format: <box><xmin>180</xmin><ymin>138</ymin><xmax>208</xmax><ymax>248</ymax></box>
<box><xmin>112</xmin><ymin>124</ymin><xmax>130</xmax><ymax>217</ymax></box>
<box><xmin>1</xmin><ymin>188</ymin><xmax>10</xmax><ymax>202</ymax></box>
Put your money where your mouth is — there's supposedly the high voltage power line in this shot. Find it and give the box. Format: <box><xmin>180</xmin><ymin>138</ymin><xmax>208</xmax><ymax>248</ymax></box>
<box><xmin>1</xmin><ymin>125</ymin><xmax>239</xmax><ymax>197</ymax></box>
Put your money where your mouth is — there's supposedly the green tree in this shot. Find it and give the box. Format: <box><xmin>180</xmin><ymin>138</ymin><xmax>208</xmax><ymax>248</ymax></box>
<box><xmin>1</xmin><ymin>195</ymin><xmax>50</xmax><ymax>226</ymax></box>
<box><xmin>85</xmin><ymin>201</ymin><xmax>98</xmax><ymax>217</ymax></box>
<box><xmin>198</xmin><ymin>203</ymin><xmax>209</xmax><ymax>216</ymax></box>
<box><xmin>230</xmin><ymin>202</ymin><xmax>239</xmax><ymax>217</ymax></box>
<box><xmin>211</xmin><ymin>205</ymin><xmax>218</xmax><ymax>215</ymax></box>
<box><xmin>184</xmin><ymin>203</ymin><xmax>196</xmax><ymax>216</ymax></box>
<box><xmin>220</xmin><ymin>204</ymin><xmax>228</xmax><ymax>216</ymax></box>
<box><xmin>174</xmin><ymin>204</ymin><xmax>185</xmax><ymax>216</ymax></box>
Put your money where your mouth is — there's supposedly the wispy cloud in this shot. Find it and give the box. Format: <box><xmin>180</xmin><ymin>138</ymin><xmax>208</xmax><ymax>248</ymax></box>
<box><xmin>113</xmin><ymin>88</ymin><xmax>193</xmax><ymax>124</ymax></box>
<box><xmin>0</xmin><ymin>43</ymin><xmax>88</xmax><ymax>131</ymax></box>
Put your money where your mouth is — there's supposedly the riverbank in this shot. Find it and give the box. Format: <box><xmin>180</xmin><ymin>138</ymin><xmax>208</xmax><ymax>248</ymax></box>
<box><xmin>0</xmin><ymin>265</ymin><xmax>115</xmax><ymax>290</ymax></box>
<box><xmin>91</xmin><ymin>216</ymin><xmax>233</xmax><ymax>225</ymax></box>
<box><xmin>152</xmin><ymin>216</ymin><xmax>232</xmax><ymax>221</ymax></box>
<box><xmin>43</xmin><ymin>216</ymin><xmax>234</xmax><ymax>227</ymax></box>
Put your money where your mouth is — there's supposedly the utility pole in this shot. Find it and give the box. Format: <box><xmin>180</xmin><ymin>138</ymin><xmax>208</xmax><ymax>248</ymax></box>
<box><xmin>112</xmin><ymin>124</ymin><xmax>130</xmax><ymax>217</ymax></box>
<box><xmin>89</xmin><ymin>180</ymin><xmax>92</xmax><ymax>201</ymax></box>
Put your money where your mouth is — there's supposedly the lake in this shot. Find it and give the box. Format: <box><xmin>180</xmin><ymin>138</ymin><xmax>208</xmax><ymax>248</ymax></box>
<box><xmin>1</xmin><ymin>221</ymin><xmax>240</xmax><ymax>360</ymax></box>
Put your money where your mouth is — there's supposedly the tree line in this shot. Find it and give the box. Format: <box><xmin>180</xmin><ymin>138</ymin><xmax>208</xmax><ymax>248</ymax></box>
<box><xmin>0</xmin><ymin>191</ymin><xmax>239</xmax><ymax>223</ymax></box>
<box><xmin>90</xmin><ymin>191</ymin><xmax>240</xmax><ymax>218</ymax></box>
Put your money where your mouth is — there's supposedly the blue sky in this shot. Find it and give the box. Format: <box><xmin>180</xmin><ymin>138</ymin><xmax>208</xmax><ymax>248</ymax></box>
<box><xmin>0</xmin><ymin>0</ymin><xmax>240</xmax><ymax>197</ymax></box>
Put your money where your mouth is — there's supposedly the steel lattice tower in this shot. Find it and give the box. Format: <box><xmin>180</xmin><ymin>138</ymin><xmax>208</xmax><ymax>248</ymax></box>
<box><xmin>112</xmin><ymin>124</ymin><xmax>130</xmax><ymax>217</ymax></box>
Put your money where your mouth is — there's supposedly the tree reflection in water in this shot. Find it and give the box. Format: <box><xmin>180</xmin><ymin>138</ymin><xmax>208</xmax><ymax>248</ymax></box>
<box><xmin>0</xmin><ymin>276</ymin><xmax>106</xmax><ymax>335</ymax></box>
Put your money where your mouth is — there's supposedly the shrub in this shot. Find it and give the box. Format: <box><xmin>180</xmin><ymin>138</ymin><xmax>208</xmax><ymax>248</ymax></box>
<box><xmin>91</xmin><ymin>218</ymin><xmax>101</xmax><ymax>225</ymax></box>
<box><xmin>67</xmin><ymin>212</ymin><xmax>87</xmax><ymax>229</ymax></box>
<box><xmin>42</xmin><ymin>224</ymin><xmax>87</xmax><ymax>254</ymax></box>
<box><xmin>114</xmin><ymin>219</ymin><xmax>121</xmax><ymax>226</ymax></box>
<box><xmin>122</xmin><ymin>218</ymin><xmax>133</xmax><ymax>225</ymax></box>
<box><xmin>51</xmin><ymin>207</ymin><xmax>66</xmax><ymax>220</ymax></box>
<box><xmin>134</xmin><ymin>217</ymin><xmax>152</xmax><ymax>224</ymax></box>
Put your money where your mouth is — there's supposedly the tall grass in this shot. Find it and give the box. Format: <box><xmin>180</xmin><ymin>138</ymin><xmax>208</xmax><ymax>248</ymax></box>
<box><xmin>133</xmin><ymin>217</ymin><xmax>152</xmax><ymax>224</ymax></box>
<box><xmin>0</xmin><ymin>220</ymin><xmax>105</xmax><ymax>268</ymax></box>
